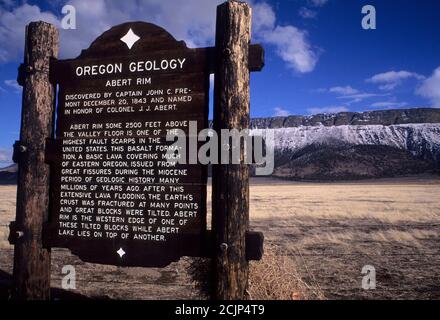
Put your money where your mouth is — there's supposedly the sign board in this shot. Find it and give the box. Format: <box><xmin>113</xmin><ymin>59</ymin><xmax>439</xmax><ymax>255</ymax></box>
<box><xmin>11</xmin><ymin>2</ymin><xmax>264</xmax><ymax>300</ymax></box>
<box><xmin>44</xmin><ymin>22</ymin><xmax>209</xmax><ymax>267</ymax></box>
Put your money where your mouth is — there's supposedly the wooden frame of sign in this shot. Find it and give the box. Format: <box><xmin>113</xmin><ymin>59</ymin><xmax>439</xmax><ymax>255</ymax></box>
<box><xmin>43</xmin><ymin>22</ymin><xmax>211</xmax><ymax>267</ymax></box>
<box><xmin>11</xmin><ymin>0</ymin><xmax>263</xmax><ymax>300</ymax></box>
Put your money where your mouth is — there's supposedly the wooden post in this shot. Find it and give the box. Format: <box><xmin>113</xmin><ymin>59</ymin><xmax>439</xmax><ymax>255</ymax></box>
<box><xmin>212</xmin><ymin>1</ymin><xmax>251</xmax><ymax>300</ymax></box>
<box><xmin>12</xmin><ymin>21</ymin><xmax>58</xmax><ymax>300</ymax></box>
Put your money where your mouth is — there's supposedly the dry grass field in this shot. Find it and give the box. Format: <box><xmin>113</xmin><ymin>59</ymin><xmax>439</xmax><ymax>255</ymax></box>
<box><xmin>1</xmin><ymin>176</ymin><xmax>440</xmax><ymax>299</ymax></box>
<box><xmin>245</xmin><ymin>177</ymin><xmax>440</xmax><ymax>299</ymax></box>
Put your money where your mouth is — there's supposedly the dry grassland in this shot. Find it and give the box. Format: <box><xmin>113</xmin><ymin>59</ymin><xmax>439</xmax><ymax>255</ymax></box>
<box><xmin>1</xmin><ymin>176</ymin><xmax>439</xmax><ymax>299</ymax></box>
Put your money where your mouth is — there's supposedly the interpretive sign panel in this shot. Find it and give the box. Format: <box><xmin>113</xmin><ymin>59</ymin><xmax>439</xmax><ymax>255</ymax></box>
<box><xmin>44</xmin><ymin>22</ymin><xmax>209</xmax><ymax>267</ymax></box>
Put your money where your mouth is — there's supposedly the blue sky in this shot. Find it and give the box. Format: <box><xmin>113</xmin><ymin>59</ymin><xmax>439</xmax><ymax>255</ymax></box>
<box><xmin>1</xmin><ymin>0</ymin><xmax>440</xmax><ymax>165</ymax></box>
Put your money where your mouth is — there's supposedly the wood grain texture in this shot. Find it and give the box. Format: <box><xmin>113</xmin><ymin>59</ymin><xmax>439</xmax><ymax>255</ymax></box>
<box><xmin>212</xmin><ymin>0</ymin><xmax>252</xmax><ymax>300</ymax></box>
<box><xmin>13</xmin><ymin>21</ymin><xmax>58</xmax><ymax>300</ymax></box>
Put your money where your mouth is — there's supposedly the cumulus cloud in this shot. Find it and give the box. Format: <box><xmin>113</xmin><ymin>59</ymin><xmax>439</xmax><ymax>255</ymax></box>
<box><xmin>252</xmin><ymin>2</ymin><xmax>319</xmax><ymax>73</ymax></box>
<box><xmin>252</xmin><ymin>1</ymin><xmax>276</xmax><ymax>33</ymax></box>
<box><xmin>307</xmin><ymin>106</ymin><xmax>348</xmax><ymax>115</ymax></box>
<box><xmin>0</xmin><ymin>4</ymin><xmax>59</xmax><ymax>62</ymax></box>
<box><xmin>273</xmin><ymin>107</ymin><xmax>289</xmax><ymax>117</ymax></box>
<box><xmin>4</xmin><ymin>79</ymin><xmax>21</xmax><ymax>92</ymax></box>
<box><xmin>366</xmin><ymin>70</ymin><xmax>425</xmax><ymax>91</ymax></box>
<box><xmin>0</xmin><ymin>1</ymin><xmax>320</xmax><ymax>74</ymax></box>
<box><xmin>299</xmin><ymin>0</ymin><xmax>328</xmax><ymax>19</ymax></box>
<box><xmin>416</xmin><ymin>66</ymin><xmax>440</xmax><ymax>108</ymax></box>
<box><xmin>298</xmin><ymin>7</ymin><xmax>317</xmax><ymax>19</ymax></box>
<box><xmin>261</xmin><ymin>25</ymin><xmax>318</xmax><ymax>73</ymax></box>
<box><xmin>0</xmin><ymin>0</ymin><xmax>222</xmax><ymax>61</ymax></box>
<box><xmin>58</xmin><ymin>0</ymin><xmax>225</xmax><ymax>58</ymax></box>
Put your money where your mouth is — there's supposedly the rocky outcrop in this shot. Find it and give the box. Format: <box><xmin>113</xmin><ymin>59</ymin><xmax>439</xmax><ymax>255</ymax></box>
<box><xmin>249</xmin><ymin>108</ymin><xmax>440</xmax><ymax>180</ymax></box>
<box><xmin>273</xmin><ymin>143</ymin><xmax>436</xmax><ymax>180</ymax></box>
<box><xmin>250</xmin><ymin>108</ymin><xmax>440</xmax><ymax>129</ymax></box>
<box><xmin>253</xmin><ymin>123</ymin><xmax>440</xmax><ymax>168</ymax></box>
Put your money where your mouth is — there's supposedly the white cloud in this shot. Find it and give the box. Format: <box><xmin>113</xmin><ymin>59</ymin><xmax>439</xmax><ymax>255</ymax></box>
<box><xmin>0</xmin><ymin>1</ymin><xmax>320</xmax><ymax>74</ymax></box>
<box><xmin>338</xmin><ymin>93</ymin><xmax>386</xmax><ymax>100</ymax></box>
<box><xmin>366</xmin><ymin>70</ymin><xmax>425</xmax><ymax>91</ymax></box>
<box><xmin>252</xmin><ymin>2</ymin><xmax>276</xmax><ymax>33</ymax></box>
<box><xmin>252</xmin><ymin>1</ymin><xmax>319</xmax><ymax>73</ymax></box>
<box><xmin>309</xmin><ymin>0</ymin><xmax>329</xmax><ymax>7</ymax></box>
<box><xmin>416</xmin><ymin>66</ymin><xmax>440</xmax><ymax>108</ymax></box>
<box><xmin>370</xmin><ymin>101</ymin><xmax>408</xmax><ymax>108</ymax></box>
<box><xmin>261</xmin><ymin>25</ymin><xmax>318</xmax><ymax>73</ymax></box>
<box><xmin>273</xmin><ymin>107</ymin><xmax>289</xmax><ymax>117</ymax></box>
<box><xmin>299</xmin><ymin>0</ymin><xmax>328</xmax><ymax>19</ymax></box>
<box><xmin>59</xmin><ymin>0</ymin><xmax>225</xmax><ymax>58</ymax></box>
<box><xmin>0</xmin><ymin>0</ymin><xmax>223</xmax><ymax>61</ymax></box>
<box><xmin>318</xmin><ymin>85</ymin><xmax>389</xmax><ymax>105</ymax></box>
<box><xmin>298</xmin><ymin>7</ymin><xmax>317</xmax><ymax>19</ymax></box>
<box><xmin>0</xmin><ymin>4</ymin><xmax>59</xmax><ymax>62</ymax></box>
<box><xmin>307</xmin><ymin>106</ymin><xmax>348</xmax><ymax>115</ymax></box>
<box><xmin>328</xmin><ymin>86</ymin><xmax>359</xmax><ymax>95</ymax></box>
<box><xmin>337</xmin><ymin>92</ymin><xmax>390</xmax><ymax>105</ymax></box>
<box><xmin>4</xmin><ymin>79</ymin><xmax>21</xmax><ymax>92</ymax></box>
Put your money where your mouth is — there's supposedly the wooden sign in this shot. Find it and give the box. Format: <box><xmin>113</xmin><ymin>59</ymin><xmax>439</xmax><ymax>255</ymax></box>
<box><xmin>44</xmin><ymin>22</ymin><xmax>209</xmax><ymax>267</ymax></box>
<box><xmin>12</xmin><ymin>0</ymin><xmax>264</xmax><ymax>300</ymax></box>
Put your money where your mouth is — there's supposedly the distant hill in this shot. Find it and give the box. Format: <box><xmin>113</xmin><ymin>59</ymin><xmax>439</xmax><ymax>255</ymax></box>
<box><xmin>250</xmin><ymin>108</ymin><xmax>440</xmax><ymax>128</ymax></box>
<box><xmin>272</xmin><ymin>143</ymin><xmax>436</xmax><ymax>180</ymax></box>
<box><xmin>251</xmin><ymin>108</ymin><xmax>440</xmax><ymax>180</ymax></box>
<box><xmin>0</xmin><ymin>164</ymin><xmax>17</xmax><ymax>184</ymax></box>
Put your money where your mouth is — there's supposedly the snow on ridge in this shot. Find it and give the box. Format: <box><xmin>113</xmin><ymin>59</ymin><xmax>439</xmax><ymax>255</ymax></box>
<box><xmin>251</xmin><ymin>123</ymin><xmax>440</xmax><ymax>162</ymax></box>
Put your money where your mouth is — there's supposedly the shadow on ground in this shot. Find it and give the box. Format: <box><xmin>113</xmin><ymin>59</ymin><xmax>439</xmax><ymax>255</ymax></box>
<box><xmin>0</xmin><ymin>269</ymin><xmax>93</xmax><ymax>300</ymax></box>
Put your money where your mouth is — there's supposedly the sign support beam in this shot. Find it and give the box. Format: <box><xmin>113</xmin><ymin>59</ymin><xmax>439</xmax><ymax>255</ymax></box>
<box><xmin>212</xmin><ymin>0</ymin><xmax>252</xmax><ymax>300</ymax></box>
<box><xmin>12</xmin><ymin>21</ymin><xmax>58</xmax><ymax>300</ymax></box>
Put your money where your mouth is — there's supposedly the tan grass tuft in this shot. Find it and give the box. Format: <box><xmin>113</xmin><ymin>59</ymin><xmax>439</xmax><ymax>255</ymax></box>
<box><xmin>248</xmin><ymin>244</ymin><xmax>325</xmax><ymax>300</ymax></box>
